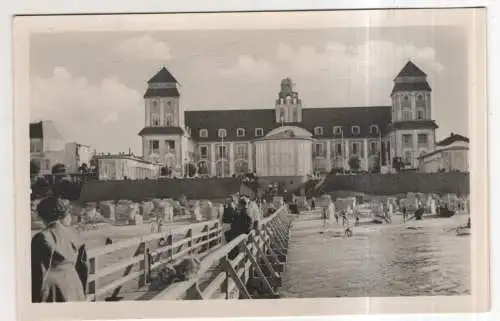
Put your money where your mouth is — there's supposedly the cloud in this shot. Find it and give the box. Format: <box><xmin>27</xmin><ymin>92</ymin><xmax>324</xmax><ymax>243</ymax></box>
<box><xmin>31</xmin><ymin>67</ymin><xmax>143</xmax><ymax>153</ymax></box>
<box><xmin>274</xmin><ymin>40</ymin><xmax>445</xmax><ymax>106</ymax></box>
<box><xmin>115</xmin><ymin>35</ymin><xmax>171</xmax><ymax>61</ymax></box>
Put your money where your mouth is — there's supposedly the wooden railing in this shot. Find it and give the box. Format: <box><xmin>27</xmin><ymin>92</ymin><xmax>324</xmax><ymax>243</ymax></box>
<box><xmin>86</xmin><ymin>219</ymin><xmax>222</xmax><ymax>301</ymax></box>
<box><xmin>151</xmin><ymin>205</ymin><xmax>292</xmax><ymax>300</ymax></box>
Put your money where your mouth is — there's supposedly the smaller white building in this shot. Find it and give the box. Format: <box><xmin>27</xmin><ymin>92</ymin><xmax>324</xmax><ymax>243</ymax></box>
<box><xmin>64</xmin><ymin>142</ymin><xmax>92</xmax><ymax>173</ymax></box>
<box><xmin>254</xmin><ymin>126</ymin><xmax>313</xmax><ymax>177</ymax></box>
<box><xmin>96</xmin><ymin>153</ymin><xmax>161</xmax><ymax>180</ymax></box>
<box><xmin>418</xmin><ymin>133</ymin><xmax>469</xmax><ymax>173</ymax></box>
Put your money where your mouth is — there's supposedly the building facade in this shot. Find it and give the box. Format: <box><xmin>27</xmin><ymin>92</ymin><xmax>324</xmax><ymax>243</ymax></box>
<box><xmin>30</xmin><ymin>121</ymin><xmax>94</xmax><ymax>175</ymax></box>
<box><xmin>418</xmin><ymin>133</ymin><xmax>469</xmax><ymax>173</ymax></box>
<box><xmin>96</xmin><ymin>154</ymin><xmax>162</xmax><ymax>180</ymax></box>
<box><xmin>138</xmin><ymin>61</ymin><xmax>441</xmax><ymax>178</ymax></box>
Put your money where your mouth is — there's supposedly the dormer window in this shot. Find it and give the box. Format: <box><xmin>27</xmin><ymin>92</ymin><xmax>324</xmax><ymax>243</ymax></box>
<box><xmin>255</xmin><ymin>128</ymin><xmax>264</xmax><ymax>137</ymax></box>
<box><xmin>333</xmin><ymin>126</ymin><xmax>342</xmax><ymax>135</ymax></box>
<box><xmin>369</xmin><ymin>125</ymin><xmax>379</xmax><ymax>134</ymax></box>
<box><xmin>352</xmin><ymin>126</ymin><xmax>360</xmax><ymax>135</ymax></box>
<box><xmin>218</xmin><ymin>129</ymin><xmax>227</xmax><ymax>138</ymax></box>
<box><xmin>236</xmin><ymin>128</ymin><xmax>245</xmax><ymax>137</ymax></box>
<box><xmin>199</xmin><ymin>129</ymin><xmax>208</xmax><ymax>138</ymax></box>
<box><xmin>314</xmin><ymin>127</ymin><xmax>323</xmax><ymax>136</ymax></box>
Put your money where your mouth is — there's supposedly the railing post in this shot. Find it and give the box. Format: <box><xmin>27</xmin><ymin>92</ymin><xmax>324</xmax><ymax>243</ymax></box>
<box><xmin>187</xmin><ymin>229</ymin><xmax>193</xmax><ymax>255</ymax></box>
<box><xmin>138</xmin><ymin>241</ymin><xmax>147</xmax><ymax>288</ymax></box>
<box><xmin>87</xmin><ymin>256</ymin><xmax>97</xmax><ymax>301</ymax></box>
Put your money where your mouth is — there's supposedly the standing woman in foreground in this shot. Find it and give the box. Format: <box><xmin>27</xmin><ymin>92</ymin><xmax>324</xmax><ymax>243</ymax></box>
<box><xmin>31</xmin><ymin>196</ymin><xmax>89</xmax><ymax>302</ymax></box>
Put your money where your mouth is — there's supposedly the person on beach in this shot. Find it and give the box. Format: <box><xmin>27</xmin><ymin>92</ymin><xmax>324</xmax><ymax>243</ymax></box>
<box><xmin>402</xmin><ymin>206</ymin><xmax>408</xmax><ymax>223</ymax></box>
<box><xmin>31</xmin><ymin>196</ymin><xmax>89</xmax><ymax>302</ymax></box>
<box><xmin>322</xmin><ymin>207</ymin><xmax>328</xmax><ymax>228</ymax></box>
<box><xmin>311</xmin><ymin>198</ymin><xmax>316</xmax><ymax>210</ymax></box>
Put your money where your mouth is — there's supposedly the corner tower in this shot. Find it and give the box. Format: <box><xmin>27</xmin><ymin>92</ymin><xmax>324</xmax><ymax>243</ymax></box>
<box><xmin>139</xmin><ymin>66</ymin><xmax>186</xmax><ymax>172</ymax></box>
<box><xmin>275</xmin><ymin>77</ymin><xmax>302</xmax><ymax>124</ymax></box>
<box><xmin>389</xmin><ymin>60</ymin><xmax>438</xmax><ymax>169</ymax></box>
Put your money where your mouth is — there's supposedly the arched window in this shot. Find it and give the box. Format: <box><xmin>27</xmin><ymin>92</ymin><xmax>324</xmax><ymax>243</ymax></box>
<box><xmin>218</xmin><ymin>128</ymin><xmax>227</xmax><ymax>138</ymax></box>
<box><xmin>369</xmin><ymin>125</ymin><xmax>379</xmax><ymax>134</ymax></box>
<box><xmin>351</xmin><ymin>126</ymin><xmax>360</xmax><ymax>135</ymax></box>
<box><xmin>199</xmin><ymin>129</ymin><xmax>208</xmax><ymax>138</ymax></box>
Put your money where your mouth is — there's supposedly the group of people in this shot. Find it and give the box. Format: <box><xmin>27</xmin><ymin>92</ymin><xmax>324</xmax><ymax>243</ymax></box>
<box><xmin>221</xmin><ymin>195</ymin><xmax>263</xmax><ymax>259</ymax></box>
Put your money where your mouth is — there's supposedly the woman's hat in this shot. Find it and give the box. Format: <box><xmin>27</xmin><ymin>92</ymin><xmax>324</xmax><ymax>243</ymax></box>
<box><xmin>37</xmin><ymin>196</ymin><xmax>69</xmax><ymax>223</ymax></box>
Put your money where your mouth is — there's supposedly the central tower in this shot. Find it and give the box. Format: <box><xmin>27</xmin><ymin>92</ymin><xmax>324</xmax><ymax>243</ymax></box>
<box><xmin>275</xmin><ymin>77</ymin><xmax>302</xmax><ymax>124</ymax></box>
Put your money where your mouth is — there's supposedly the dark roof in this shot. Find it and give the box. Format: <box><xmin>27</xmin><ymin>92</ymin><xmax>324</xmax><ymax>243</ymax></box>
<box><xmin>436</xmin><ymin>133</ymin><xmax>469</xmax><ymax>146</ymax></box>
<box><xmin>391</xmin><ymin>82</ymin><xmax>431</xmax><ymax>95</ymax></box>
<box><xmin>301</xmin><ymin>107</ymin><xmax>392</xmax><ymax>138</ymax></box>
<box><xmin>186</xmin><ymin>109</ymin><xmax>278</xmax><ymax>142</ymax></box>
<box><xmin>185</xmin><ymin>106</ymin><xmax>392</xmax><ymax>141</ymax></box>
<box><xmin>138</xmin><ymin>127</ymin><xmax>184</xmax><ymax>136</ymax></box>
<box><xmin>30</xmin><ymin>121</ymin><xmax>43</xmax><ymax>139</ymax></box>
<box><xmin>148</xmin><ymin>67</ymin><xmax>178</xmax><ymax>84</ymax></box>
<box><xmin>395</xmin><ymin>61</ymin><xmax>427</xmax><ymax>78</ymax></box>
<box><xmin>389</xmin><ymin>120</ymin><xmax>438</xmax><ymax>131</ymax></box>
<box><xmin>144</xmin><ymin>87</ymin><xmax>180</xmax><ymax>98</ymax></box>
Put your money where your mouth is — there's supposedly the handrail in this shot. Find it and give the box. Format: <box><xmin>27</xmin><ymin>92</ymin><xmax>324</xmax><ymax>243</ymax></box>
<box><xmin>86</xmin><ymin>218</ymin><xmax>223</xmax><ymax>301</ymax></box>
<box><xmin>152</xmin><ymin>205</ymin><xmax>290</xmax><ymax>300</ymax></box>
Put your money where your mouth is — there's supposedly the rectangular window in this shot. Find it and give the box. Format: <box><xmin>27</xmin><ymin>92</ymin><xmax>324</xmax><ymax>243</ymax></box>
<box><xmin>255</xmin><ymin>128</ymin><xmax>264</xmax><ymax>137</ymax></box>
<box><xmin>164</xmin><ymin>113</ymin><xmax>173</xmax><ymax>126</ymax></box>
<box><xmin>352</xmin><ymin>143</ymin><xmax>358</xmax><ymax>155</ymax></box>
<box><xmin>235</xmin><ymin>144</ymin><xmax>247</xmax><ymax>159</ymax></box>
<box><xmin>402</xmin><ymin>110</ymin><xmax>412</xmax><ymax>121</ymax></box>
<box><xmin>199</xmin><ymin>146</ymin><xmax>208</xmax><ymax>158</ymax></box>
<box><xmin>199</xmin><ymin>129</ymin><xmax>208</xmax><ymax>138</ymax></box>
<box><xmin>352</xmin><ymin>126</ymin><xmax>360</xmax><ymax>134</ymax></box>
<box><xmin>165</xmin><ymin>140</ymin><xmax>175</xmax><ymax>151</ymax></box>
<box><xmin>418</xmin><ymin>134</ymin><xmax>428</xmax><ymax>146</ymax></box>
<box><xmin>314</xmin><ymin>143</ymin><xmax>324</xmax><ymax>156</ymax></box>
<box><xmin>236</xmin><ymin>128</ymin><xmax>245</xmax><ymax>137</ymax></box>
<box><xmin>370</xmin><ymin>142</ymin><xmax>378</xmax><ymax>154</ymax></box>
<box><xmin>403</xmin><ymin>134</ymin><xmax>413</xmax><ymax>148</ymax></box>
<box><xmin>417</xmin><ymin>110</ymin><xmax>425</xmax><ymax>120</ymax></box>
<box><xmin>217</xmin><ymin>145</ymin><xmax>227</xmax><ymax>159</ymax></box>
<box><xmin>336</xmin><ymin>143</ymin><xmax>343</xmax><ymax>156</ymax></box>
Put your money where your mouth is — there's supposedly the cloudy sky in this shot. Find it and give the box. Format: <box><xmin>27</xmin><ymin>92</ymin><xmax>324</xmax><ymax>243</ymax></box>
<box><xmin>30</xmin><ymin>26</ymin><xmax>468</xmax><ymax>154</ymax></box>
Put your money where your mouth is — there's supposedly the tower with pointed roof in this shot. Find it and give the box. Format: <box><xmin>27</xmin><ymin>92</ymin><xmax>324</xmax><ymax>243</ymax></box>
<box><xmin>139</xmin><ymin>66</ymin><xmax>193</xmax><ymax>176</ymax></box>
<box><xmin>388</xmin><ymin>60</ymin><xmax>438</xmax><ymax>169</ymax></box>
<box><xmin>275</xmin><ymin>77</ymin><xmax>302</xmax><ymax>124</ymax></box>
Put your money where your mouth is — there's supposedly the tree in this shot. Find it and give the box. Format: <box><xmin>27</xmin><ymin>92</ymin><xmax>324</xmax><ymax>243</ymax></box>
<box><xmin>79</xmin><ymin>163</ymin><xmax>88</xmax><ymax>173</ymax></box>
<box><xmin>348</xmin><ymin>156</ymin><xmax>361</xmax><ymax>171</ymax></box>
<box><xmin>30</xmin><ymin>160</ymin><xmax>40</xmax><ymax>176</ymax></box>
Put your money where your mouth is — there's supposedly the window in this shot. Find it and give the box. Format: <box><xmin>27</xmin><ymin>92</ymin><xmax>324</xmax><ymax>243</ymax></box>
<box><xmin>417</xmin><ymin>110</ymin><xmax>425</xmax><ymax>120</ymax></box>
<box><xmin>218</xmin><ymin>129</ymin><xmax>227</xmax><ymax>138</ymax></box>
<box><xmin>352</xmin><ymin>143</ymin><xmax>359</xmax><ymax>155</ymax></box>
<box><xmin>336</xmin><ymin>143</ymin><xmax>343</xmax><ymax>156</ymax></box>
<box><xmin>286</xmin><ymin>96</ymin><xmax>292</xmax><ymax>104</ymax></box>
<box><xmin>314</xmin><ymin>143</ymin><xmax>324</xmax><ymax>156</ymax></box>
<box><xmin>235</xmin><ymin>144</ymin><xmax>247</xmax><ymax>159</ymax></box>
<box><xmin>164</xmin><ymin>113</ymin><xmax>173</xmax><ymax>126</ymax></box>
<box><xmin>351</xmin><ymin>126</ymin><xmax>360</xmax><ymax>135</ymax></box>
<box><xmin>199</xmin><ymin>146</ymin><xmax>208</xmax><ymax>159</ymax></box>
<box><xmin>333</xmin><ymin>126</ymin><xmax>342</xmax><ymax>135</ymax></box>
<box><xmin>255</xmin><ymin>128</ymin><xmax>264</xmax><ymax>137</ymax></box>
<box><xmin>404</xmin><ymin>150</ymin><xmax>413</xmax><ymax>164</ymax></box>
<box><xmin>293</xmin><ymin>109</ymin><xmax>298</xmax><ymax>121</ymax></box>
<box><xmin>402</xmin><ymin>110</ymin><xmax>412</xmax><ymax>121</ymax></box>
<box><xmin>314</xmin><ymin>127</ymin><xmax>323</xmax><ymax>136</ymax></box>
<box><xmin>370</xmin><ymin>142</ymin><xmax>378</xmax><ymax>154</ymax></box>
<box><xmin>416</xmin><ymin>94</ymin><xmax>426</xmax><ymax>108</ymax></box>
<box><xmin>150</xmin><ymin>140</ymin><xmax>159</xmax><ymax>151</ymax></box>
<box><xmin>418</xmin><ymin>134</ymin><xmax>428</xmax><ymax>146</ymax></box>
<box><xmin>217</xmin><ymin>145</ymin><xmax>227</xmax><ymax>159</ymax></box>
<box><xmin>151</xmin><ymin>115</ymin><xmax>160</xmax><ymax>126</ymax></box>
<box><xmin>236</xmin><ymin>128</ymin><xmax>245</xmax><ymax>137</ymax></box>
<box><xmin>402</xmin><ymin>95</ymin><xmax>410</xmax><ymax>108</ymax></box>
<box><xmin>199</xmin><ymin>129</ymin><xmax>208</xmax><ymax>138</ymax></box>
<box><xmin>165</xmin><ymin>140</ymin><xmax>175</xmax><ymax>152</ymax></box>
<box><xmin>369</xmin><ymin>125</ymin><xmax>379</xmax><ymax>134</ymax></box>
<box><xmin>151</xmin><ymin>100</ymin><xmax>161</xmax><ymax>126</ymax></box>
<box><xmin>403</xmin><ymin>134</ymin><xmax>413</xmax><ymax>148</ymax></box>
<box><xmin>279</xmin><ymin>109</ymin><xmax>285</xmax><ymax>121</ymax></box>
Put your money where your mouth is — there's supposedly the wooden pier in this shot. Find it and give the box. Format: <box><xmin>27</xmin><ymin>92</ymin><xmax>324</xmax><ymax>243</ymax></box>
<box><xmin>85</xmin><ymin>205</ymin><xmax>293</xmax><ymax>301</ymax></box>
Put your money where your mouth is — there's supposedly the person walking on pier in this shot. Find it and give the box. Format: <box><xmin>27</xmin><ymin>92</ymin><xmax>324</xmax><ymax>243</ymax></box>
<box><xmin>31</xmin><ymin>196</ymin><xmax>89</xmax><ymax>302</ymax></box>
<box><xmin>222</xmin><ymin>198</ymin><xmax>237</xmax><ymax>244</ymax></box>
<box><xmin>227</xmin><ymin>198</ymin><xmax>253</xmax><ymax>260</ymax></box>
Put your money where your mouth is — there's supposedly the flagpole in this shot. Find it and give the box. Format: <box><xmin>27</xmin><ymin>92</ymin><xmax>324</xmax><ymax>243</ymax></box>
<box><xmin>379</xmin><ymin>130</ymin><xmax>383</xmax><ymax>167</ymax></box>
<box><xmin>221</xmin><ymin>134</ymin><xmax>224</xmax><ymax>178</ymax></box>
<box><xmin>341</xmin><ymin>128</ymin><xmax>345</xmax><ymax>171</ymax></box>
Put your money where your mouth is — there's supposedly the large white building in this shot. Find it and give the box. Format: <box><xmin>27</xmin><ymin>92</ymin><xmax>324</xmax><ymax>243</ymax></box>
<box><xmin>29</xmin><ymin>121</ymin><xmax>92</xmax><ymax>175</ymax></box>
<box><xmin>95</xmin><ymin>153</ymin><xmax>161</xmax><ymax>180</ymax></box>
<box><xmin>138</xmin><ymin>60</ymin><xmax>442</xmax><ymax>180</ymax></box>
<box><xmin>418</xmin><ymin>133</ymin><xmax>469</xmax><ymax>173</ymax></box>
